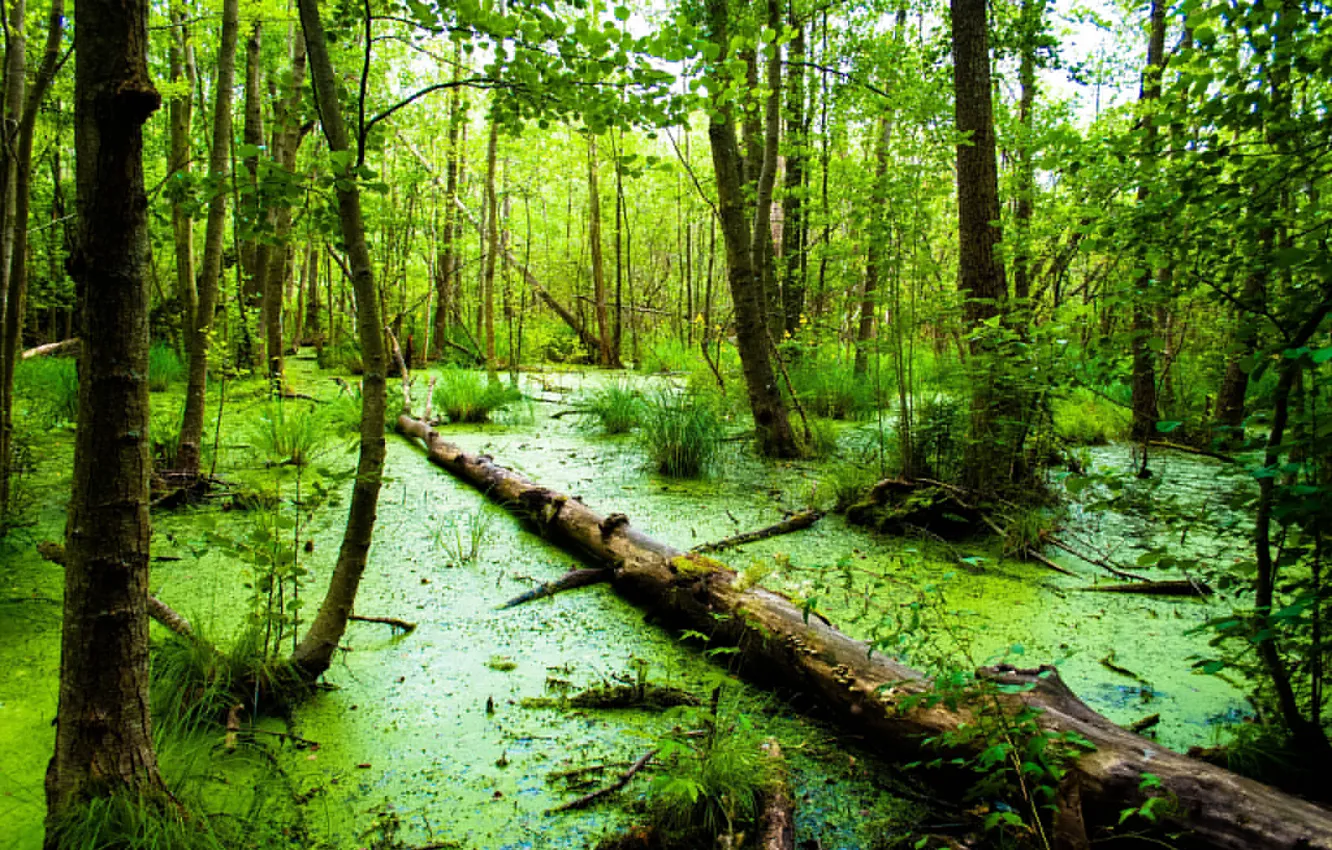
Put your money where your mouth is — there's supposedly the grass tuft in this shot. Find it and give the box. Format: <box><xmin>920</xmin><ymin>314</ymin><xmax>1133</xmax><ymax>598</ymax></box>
<box><xmin>433</xmin><ymin>368</ymin><xmax>521</xmax><ymax>423</ymax></box>
<box><xmin>14</xmin><ymin>355</ymin><xmax>79</xmax><ymax>422</ymax></box>
<box><xmin>148</xmin><ymin>343</ymin><xmax>185</xmax><ymax>392</ymax></box>
<box><xmin>640</xmin><ymin>392</ymin><xmax>724</xmax><ymax>477</ymax></box>
<box><xmin>582</xmin><ymin>382</ymin><xmax>643</xmax><ymax>434</ymax></box>
<box><xmin>1051</xmin><ymin>388</ymin><xmax>1131</xmax><ymax>445</ymax></box>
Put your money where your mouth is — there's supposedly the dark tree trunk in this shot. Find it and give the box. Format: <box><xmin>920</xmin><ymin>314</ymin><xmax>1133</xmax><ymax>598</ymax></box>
<box><xmin>290</xmin><ymin>0</ymin><xmax>389</xmax><ymax>678</ymax></box>
<box><xmin>854</xmin><ymin>115</ymin><xmax>891</xmax><ymax>377</ymax></box>
<box><xmin>432</xmin><ymin>54</ymin><xmax>464</xmax><ymax>359</ymax></box>
<box><xmin>1012</xmin><ymin>0</ymin><xmax>1039</xmax><ymax>303</ymax></box>
<box><xmin>751</xmin><ymin>0</ymin><xmax>783</xmax><ymax>334</ymax></box>
<box><xmin>177</xmin><ymin>0</ymin><xmax>240</xmax><ymax>476</ymax></box>
<box><xmin>482</xmin><ymin>108</ymin><xmax>499</xmax><ymax>376</ymax></box>
<box><xmin>703</xmin><ymin>0</ymin><xmax>798</xmax><ymax>459</ymax></box>
<box><xmin>44</xmin><ymin>0</ymin><xmax>166</xmax><ymax>831</ymax></box>
<box><xmin>168</xmin><ymin>0</ymin><xmax>196</xmax><ymax>336</ymax></box>
<box><xmin>951</xmin><ymin>0</ymin><xmax>1009</xmax><ymax>489</ymax></box>
<box><xmin>239</xmin><ymin>21</ymin><xmax>268</xmax><ymax>369</ymax></box>
<box><xmin>1129</xmin><ymin>0</ymin><xmax>1166</xmax><ymax>443</ymax></box>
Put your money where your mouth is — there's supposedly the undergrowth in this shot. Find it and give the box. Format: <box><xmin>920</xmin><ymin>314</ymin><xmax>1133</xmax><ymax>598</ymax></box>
<box><xmin>582</xmin><ymin>382</ymin><xmax>643</xmax><ymax>434</ymax></box>
<box><xmin>148</xmin><ymin>343</ymin><xmax>185</xmax><ymax>392</ymax></box>
<box><xmin>1050</xmin><ymin>388</ymin><xmax>1131</xmax><ymax>445</ymax></box>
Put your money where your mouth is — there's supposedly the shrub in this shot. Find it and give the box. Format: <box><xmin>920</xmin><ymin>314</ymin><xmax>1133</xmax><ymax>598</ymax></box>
<box><xmin>433</xmin><ymin>368</ymin><xmax>520</xmax><ymax>423</ymax></box>
<box><xmin>824</xmin><ymin>460</ymin><xmax>881</xmax><ymax>512</ymax></box>
<box><xmin>647</xmin><ymin>719</ymin><xmax>773</xmax><ymax>843</ymax></box>
<box><xmin>914</xmin><ymin>395</ymin><xmax>966</xmax><ymax>480</ymax></box>
<box><xmin>582</xmin><ymin>382</ymin><xmax>643</xmax><ymax>434</ymax></box>
<box><xmin>1051</xmin><ymin>388</ymin><xmax>1131</xmax><ymax>445</ymax></box>
<box><xmin>797</xmin><ymin>417</ymin><xmax>839</xmax><ymax>458</ymax></box>
<box><xmin>638</xmin><ymin>338</ymin><xmax>696</xmax><ymax>374</ymax></box>
<box><xmin>640</xmin><ymin>392</ymin><xmax>724</xmax><ymax>477</ymax></box>
<box><xmin>151</xmin><ymin>405</ymin><xmax>183</xmax><ymax>470</ymax></box>
<box><xmin>148</xmin><ymin>343</ymin><xmax>185</xmax><ymax>392</ymax></box>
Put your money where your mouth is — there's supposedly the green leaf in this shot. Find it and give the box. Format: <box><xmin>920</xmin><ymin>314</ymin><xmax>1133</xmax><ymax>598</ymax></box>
<box><xmin>1155</xmin><ymin>420</ymin><xmax>1182</xmax><ymax>433</ymax></box>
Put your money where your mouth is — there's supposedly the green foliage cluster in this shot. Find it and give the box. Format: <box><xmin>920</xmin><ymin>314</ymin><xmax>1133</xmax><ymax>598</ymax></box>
<box><xmin>147</xmin><ymin>343</ymin><xmax>185</xmax><ymax>392</ymax></box>
<box><xmin>640</xmin><ymin>391</ymin><xmax>724</xmax><ymax>477</ymax></box>
<box><xmin>790</xmin><ymin>359</ymin><xmax>877</xmax><ymax>420</ymax></box>
<box><xmin>14</xmin><ymin>356</ymin><xmax>78</xmax><ymax>423</ymax></box>
<box><xmin>1049</xmin><ymin>388</ymin><xmax>1131</xmax><ymax>445</ymax></box>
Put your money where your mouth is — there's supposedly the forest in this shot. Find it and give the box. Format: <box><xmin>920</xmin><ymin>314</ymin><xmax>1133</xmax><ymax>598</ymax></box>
<box><xmin>0</xmin><ymin>0</ymin><xmax>1329</xmax><ymax>845</ymax></box>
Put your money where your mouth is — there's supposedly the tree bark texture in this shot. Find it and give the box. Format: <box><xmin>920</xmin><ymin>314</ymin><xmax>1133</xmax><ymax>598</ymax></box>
<box><xmin>780</xmin><ymin>20</ymin><xmax>806</xmax><ymax>340</ymax></box>
<box><xmin>45</xmin><ymin>0</ymin><xmax>166</xmax><ymax>826</ymax></box>
<box><xmin>854</xmin><ymin>115</ymin><xmax>892</xmax><ymax>377</ymax></box>
<box><xmin>168</xmin><ymin>0</ymin><xmax>196</xmax><ymax>335</ymax></box>
<box><xmin>396</xmin><ymin>412</ymin><xmax>1332</xmax><ymax>850</ymax></box>
<box><xmin>482</xmin><ymin>109</ymin><xmax>500</xmax><ymax>375</ymax></box>
<box><xmin>291</xmin><ymin>0</ymin><xmax>388</xmax><ymax>679</ymax></box>
<box><xmin>751</xmin><ymin>0</ymin><xmax>783</xmax><ymax>335</ymax></box>
<box><xmin>177</xmin><ymin>0</ymin><xmax>240</xmax><ymax>476</ymax></box>
<box><xmin>703</xmin><ymin>0</ymin><xmax>798</xmax><ymax>459</ymax></box>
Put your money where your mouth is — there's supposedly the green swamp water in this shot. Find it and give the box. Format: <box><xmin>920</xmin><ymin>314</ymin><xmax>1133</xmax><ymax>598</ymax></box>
<box><xmin>0</xmin><ymin>360</ymin><xmax>1247</xmax><ymax>848</ymax></box>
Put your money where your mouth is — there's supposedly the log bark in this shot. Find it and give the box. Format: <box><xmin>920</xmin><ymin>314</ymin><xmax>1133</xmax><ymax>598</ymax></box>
<box><xmin>21</xmin><ymin>338</ymin><xmax>79</xmax><ymax>359</ymax></box>
<box><xmin>1080</xmin><ymin>580</ymin><xmax>1213</xmax><ymax>597</ymax></box>
<box><xmin>758</xmin><ymin>740</ymin><xmax>795</xmax><ymax>850</ymax></box>
<box><xmin>396</xmin><ymin>412</ymin><xmax>1332</xmax><ymax>849</ymax></box>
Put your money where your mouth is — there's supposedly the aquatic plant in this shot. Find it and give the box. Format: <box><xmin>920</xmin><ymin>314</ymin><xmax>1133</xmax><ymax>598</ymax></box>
<box><xmin>431</xmin><ymin>503</ymin><xmax>494</xmax><ymax>565</ymax></box>
<box><xmin>48</xmin><ymin>788</ymin><xmax>228</xmax><ymax>850</ymax></box>
<box><xmin>150</xmin><ymin>405</ymin><xmax>184</xmax><ymax>470</ymax></box>
<box><xmin>148</xmin><ymin>342</ymin><xmax>185</xmax><ymax>392</ymax></box>
<box><xmin>640</xmin><ymin>391</ymin><xmax>724</xmax><ymax>477</ymax></box>
<box><xmin>798</xmin><ymin>416</ymin><xmax>840</xmax><ymax>458</ymax></box>
<box><xmin>250</xmin><ymin>399</ymin><xmax>328</xmax><ymax>467</ymax></box>
<box><xmin>647</xmin><ymin>706</ymin><xmax>773</xmax><ymax>842</ymax></box>
<box><xmin>581</xmin><ymin>382</ymin><xmax>643</xmax><ymax>434</ymax></box>
<box><xmin>432</xmin><ymin>367</ymin><xmax>521</xmax><ymax>423</ymax></box>
<box><xmin>824</xmin><ymin>460</ymin><xmax>881</xmax><ymax>513</ymax></box>
<box><xmin>790</xmin><ymin>359</ymin><xmax>877</xmax><ymax>420</ymax></box>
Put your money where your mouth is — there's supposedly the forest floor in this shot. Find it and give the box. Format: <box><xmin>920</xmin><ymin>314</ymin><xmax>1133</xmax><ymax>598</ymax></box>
<box><xmin>0</xmin><ymin>355</ymin><xmax>1249</xmax><ymax>849</ymax></box>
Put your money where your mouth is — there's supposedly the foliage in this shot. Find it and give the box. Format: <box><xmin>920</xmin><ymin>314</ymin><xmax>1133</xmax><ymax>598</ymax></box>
<box><xmin>150</xmin><ymin>404</ymin><xmax>183</xmax><ymax>470</ymax></box>
<box><xmin>47</xmin><ymin>788</ymin><xmax>228</xmax><ymax>850</ymax></box>
<box><xmin>647</xmin><ymin>706</ymin><xmax>773</xmax><ymax>843</ymax></box>
<box><xmin>824</xmin><ymin>459</ymin><xmax>882</xmax><ymax>513</ymax></box>
<box><xmin>433</xmin><ymin>368</ymin><xmax>521</xmax><ymax>423</ymax></box>
<box><xmin>581</xmin><ymin>382</ymin><xmax>643</xmax><ymax>434</ymax></box>
<box><xmin>798</xmin><ymin>417</ymin><xmax>840</xmax><ymax>459</ymax></box>
<box><xmin>249</xmin><ymin>400</ymin><xmax>331</xmax><ymax>468</ymax></box>
<box><xmin>639</xmin><ymin>391</ymin><xmax>724</xmax><ymax>477</ymax></box>
<box><xmin>1050</xmin><ymin>388</ymin><xmax>1131</xmax><ymax>445</ymax></box>
<box><xmin>431</xmin><ymin>504</ymin><xmax>494</xmax><ymax>565</ymax></box>
<box><xmin>14</xmin><ymin>356</ymin><xmax>78</xmax><ymax>422</ymax></box>
<box><xmin>147</xmin><ymin>343</ymin><xmax>185</xmax><ymax>392</ymax></box>
<box><xmin>913</xmin><ymin>395</ymin><xmax>966</xmax><ymax>482</ymax></box>
<box><xmin>790</xmin><ymin>359</ymin><xmax>877</xmax><ymax>420</ymax></box>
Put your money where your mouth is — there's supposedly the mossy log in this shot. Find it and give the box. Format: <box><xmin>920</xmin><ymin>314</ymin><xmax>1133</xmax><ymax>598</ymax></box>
<box><xmin>845</xmin><ymin>478</ymin><xmax>983</xmax><ymax>539</ymax></box>
<box><xmin>396</xmin><ymin>413</ymin><xmax>1332</xmax><ymax>849</ymax></box>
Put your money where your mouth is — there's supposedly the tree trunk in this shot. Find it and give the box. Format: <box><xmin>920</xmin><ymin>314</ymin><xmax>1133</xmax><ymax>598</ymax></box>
<box><xmin>44</xmin><ymin>0</ymin><xmax>166</xmax><ymax>830</ymax></box>
<box><xmin>1012</xmin><ymin>0</ymin><xmax>1039</xmax><ymax>303</ymax></box>
<box><xmin>302</xmin><ymin>241</ymin><xmax>321</xmax><ymax>345</ymax></box>
<box><xmin>482</xmin><ymin>108</ymin><xmax>499</xmax><ymax>377</ymax></box>
<box><xmin>396</xmin><ymin>412</ymin><xmax>1332</xmax><ymax>850</ymax></box>
<box><xmin>587</xmin><ymin>135</ymin><xmax>618</xmax><ymax>367</ymax></box>
<box><xmin>704</xmin><ymin>0</ymin><xmax>798</xmax><ymax>459</ymax></box>
<box><xmin>780</xmin><ymin>20</ymin><xmax>806</xmax><ymax>340</ymax></box>
<box><xmin>854</xmin><ymin>115</ymin><xmax>891</xmax><ymax>377</ymax></box>
<box><xmin>0</xmin><ymin>0</ymin><xmax>27</xmax><ymax>304</ymax></box>
<box><xmin>239</xmin><ymin>21</ymin><xmax>267</xmax><ymax>370</ymax></box>
<box><xmin>0</xmin><ymin>0</ymin><xmax>64</xmax><ymax>521</ymax></box>
<box><xmin>176</xmin><ymin>0</ymin><xmax>240</xmax><ymax>477</ymax></box>
<box><xmin>168</xmin><ymin>0</ymin><xmax>196</xmax><ymax>337</ymax></box>
<box><xmin>951</xmin><ymin>0</ymin><xmax>1009</xmax><ymax>490</ymax></box>
<box><xmin>261</xmin><ymin>24</ymin><xmax>308</xmax><ymax>381</ymax></box>
<box><xmin>432</xmin><ymin>51</ymin><xmax>464</xmax><ymax>360</ymax></box>
<box><xmin>751</xmin><ymin>0</ymin><xmax>783</xmax><ymax>335</ymax></box>
<box><xmin>290</xmin><ymin>0</ymin><xmax>388</xmax><ymax>679</ymax></box>
<box><xmin>1129</xmin><ymin>0</ymin><xmax>1166</xmax><ymax>443</ymax></box>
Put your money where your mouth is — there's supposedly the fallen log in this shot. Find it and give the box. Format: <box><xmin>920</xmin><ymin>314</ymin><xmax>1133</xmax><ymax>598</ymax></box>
<box><xmin>1079</xmin><ymin>579</ymin><xmax>1213</xmax><ymax>597</ymax></box>
<box><xmin>396</xmin><ymin>413</ymin><xmax>1332</xmax><ymax>849</ymax></box>
<box><xmin>21</xmin><ymin>337</ymin><xmax>79</xmax><ymax>359</ymax></box>
<box><xmin>348</xmin><ymin>614</ymin><xmax>417</xmax><ymax>633</ymax></box>
<box><xmin>41</xmin><ymin>541</ymin><xmax>194</xmax><ymax>636</ymax></box>
<box><xmin>1149</xmin><ymin>440</ymin><xmax>1237</xmax><ymax>464</ymax></box>
<box><xmin>547</xmin><ymin>748</ymin><xmax>657</xmax><ymax>814</ymax></box>
<box><xmin>692</xmin><ymin>509</ymin><xmax>823</xmax><ymax>554</ymax></box>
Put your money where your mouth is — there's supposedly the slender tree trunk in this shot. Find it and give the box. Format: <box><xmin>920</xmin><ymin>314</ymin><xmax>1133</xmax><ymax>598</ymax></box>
<box><xmin>0</xmin><ymin>0</ymin><xmax>63</xmax><ymax>522</ymax></box>
<box><xmin>752</xmin><ymin>0</ymin><xmax>783</xmax><ymax>334</ymax></box>
<box><xmin>951</xmin><ymin>0</ymin><xmax>1010</xmax><ymax>490</ymax></box>
<box><xmin>1129</xmin><ymin>0</ymin><xmax>1166</xmax><ymax>443</ymax></box>
<box><xmin>781</xmin><ymin>19</ymin><xmax>806</xmax><ymax>339</ymax></box>
<box><xmin>169</xmin><ymin>0</ymin><xmax>196</xmax><ymax>337</ymax></box>
<box><xmin>176</xmin><ymin>0</ymin><xmax>240</xmax><ymax>476</ymax></box>
<box><xmin>432</xmin><ymin>48</ymin><xmax>464</xmax><ymax>359</ymax></box>
<box><xmin>0</xmin><ymin>0</ymin><xmax>27</xmax><ymax>304</ymax></box>
<box><xmin>587</xmin><ymin>135</ymin><xmax>617</xmax><ymax>367</ymax></box>
<box><xmin>240</xmin><ymin>21</ymin><xmax>267</xmax><ymax>369</ymax></box>
<box><xmin>482</xmin><ymin>106</ymin><xmax>499</xmax><ymax>376</ymax></box>
<box><xmin>1012</xmin><ymin>0</ymin><xmax>1039</xmax><ymax>303</ymax></box>
<box><xmin>302</xmin><ymin>240</ymin><xmax>321</xmax><ymax>344</ymax></box>
<box><xmin>704</xmin><ymin>0</ymin><xmax>798</xmax><ymax>459</ymax></box>
<box><xmin>261</xmin><ymin>25</ymin><xmax>307</xmax><ymax>381</ymax></box>
<box><xmin>854</xmin><ymin>115</ymin><xmax>892</xmax><ymax>377</ymax></box>
<box><xmin>43</xmin><ymin>0</ymin><xmax>166</xmax><ymax>832</ymax></box>
<box><xmin>290</xmin><ymin>0</ymin><xmax>388</xmax><ymax>679</ymax></box>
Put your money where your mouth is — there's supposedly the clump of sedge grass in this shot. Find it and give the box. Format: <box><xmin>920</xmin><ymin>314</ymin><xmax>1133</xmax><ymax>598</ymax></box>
<box><xmin>148</xmin><ymin>343</ymin><xmax>185</xmax><ymax>392</ymax></box>
<box><xmin>433</xmin><ymin>368</ymin><xmax>521</xmax><ymax>423</ymax></box>
<box><xmin>647</xmin><ymin>717</ymin><xmax>773</xmax><ymax>843</ymax></box>
<box><xmin>640</xmin><ymin>392</ymin><xmax>724</xmax><ymax>477</ymax></box>
<box><xmin>250</xmin><ymin>400</ymin><xmax>328</xmax><ymax>467</ymax></box>
<box><xmin>14</xmin><ymin>355</ymin><xmax>79</xmax><ymax>422</ymax></box>
<box><xmin>1050</xmin><ymin>387</ymin><xmax>1132</xmax><ymax>445</ymax></box>
<box><xmin>582</xmin><ymin>382</ymin><xmax>643</xmax><ymax>434</ymax></box>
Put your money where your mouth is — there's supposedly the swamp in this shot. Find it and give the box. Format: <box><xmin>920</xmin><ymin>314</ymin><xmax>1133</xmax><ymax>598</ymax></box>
<box><xmin>0</xmin><ymin>0</ymin><xmax>1330</xmax><ymax>847</ymax></box>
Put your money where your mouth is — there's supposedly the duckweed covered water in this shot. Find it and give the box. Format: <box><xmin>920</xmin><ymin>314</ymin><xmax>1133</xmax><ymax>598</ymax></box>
<box><xmin>0</xmin><ymin>359</ymin><xmax>1247</xmax><ymax>848</ymax></box>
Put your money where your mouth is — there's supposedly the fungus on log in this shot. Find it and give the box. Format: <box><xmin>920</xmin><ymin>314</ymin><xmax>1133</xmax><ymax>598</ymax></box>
<box><xmin>396</xmin><ymin>413</ymin><xmax>1332</xmax><ymax>849</ymax></box>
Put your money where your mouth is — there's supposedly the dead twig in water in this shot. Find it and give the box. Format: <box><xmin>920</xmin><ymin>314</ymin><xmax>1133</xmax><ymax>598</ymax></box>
<box><xmin>546</xmin><ymin>748</ymin><xmax>657</xmax><ymax>814</ymax></box>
